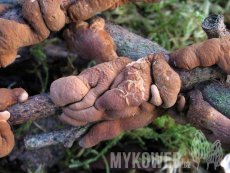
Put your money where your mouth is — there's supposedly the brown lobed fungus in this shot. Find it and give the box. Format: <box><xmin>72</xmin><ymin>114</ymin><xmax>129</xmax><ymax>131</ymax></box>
<box><xmin>0</xmin><ymin>88</ymin><xmax>28</xmax><ymax>158</ymax></box>
<box><xmin>0</xmin><ymin>0</ymin><xmax>163</xmax><ymax>67</ymax></box>
<box><xmin>63</xmin><ymin>17</ymin><xmax>118</xmax><ymax>63</ymax></box>
<box><xmin>50</xmin><ymin>53</ymin><xmax>181</xmax><ymax>148</ymax></box>
<box><xmin>0</xmin><ymin>88</ymin><xmax>28</xmax><ymax>111</ymax></box>
<box><xmin>168</xmin><ymin>36</ymin><xmax>230</xmax><ymax>74</ymax></box>
<box><xmin>0</xmin><ymin>111</ymin><xmax>14</xmax><ymax>158</ymax></box>
<box><xmin>0</xmin><ymin>0</ymin><xmax>68</xmax><ymax>67</ymax></box>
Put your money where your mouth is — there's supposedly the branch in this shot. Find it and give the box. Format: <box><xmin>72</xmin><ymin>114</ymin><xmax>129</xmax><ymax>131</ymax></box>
<box><xmin>202</xmin><ymin>14</ymin><xmax>230</xmax><ymax>39</ymax></box>
<box><xmin>7</xmin><ymin>17</ymin><xmax>229</xmax><ymax>149</ymax></box>
<box><xmin>7</xmin><ymin>21</ymin><xmax>226</xmax><ymax>125</ymax></box>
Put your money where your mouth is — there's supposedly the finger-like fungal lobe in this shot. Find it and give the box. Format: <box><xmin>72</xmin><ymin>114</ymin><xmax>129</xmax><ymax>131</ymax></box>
<box><xmin>0</xmin><ymin>0</ymin><xmax>68</xmax><ymax>67</ymax></box>
<box><xmin>150</xmin><ymin>84</ymin><xmax>162</xmax><ymax>106</ymax></box>
<box><xmin>168</xmin><ymin>36</ymin><xmax>230</xmax><ymax>74</ymax></box>
<box><xmin>0</xmin><ymin>4</ymin><xmax>12</xmax><ymax>13</ymax></box>
<box><xmin>63</xmin><ymin>17</ymin><xmax>118</xmax><ymax>63</ymax></box>
<box><xmin>79</xmin><ymin>102</ymin><xmax>161</xmax><ymax>148</ymax></box>
<box><xmin>95</xmin><ymin>57</ymin><xmax>152</xmax><ymax>111</ymax></box>
<box><xmin>0</xmin><ymin>111</ymin><xmax>15</xmax><ymax>158</ymax></box>
<box><xmin>0</xmin><ymin>88</ymin><xmax>28</xmax><ymax>111</ymax></box>
<box><xmin>68</xmin><ymin>0</ymin><xmax>120</xmax><ymax>21</ymax></box>
<box><xmin>109</xmin><ymin>0</ymin><xmax>162</xmax><ymax>9</ymax></box>
<box><xmin>0</xmin><ymin>1</ymin><xmax>50</xmax><ymax>67</ymax></box>
<box><xmin>149</xmin><ymin>53</ymin><xmax>181</xmax><ymax>108</ymax></box>
<box><xmin>176</xmin><ymin>95</ymin><xmax>186</xmax><ymax>111</ymax></box>
<box><xmin>39</xmin><ymin>0</ymin><xmax>66</xmax><ymax>31</ymax></box>
<box><xmin>50</xmin><ymin>57</ymin><xmax>132</xmax><ymax>107</ymax></box>
<box><xmin>187</xmin><ymin>90</ymin><xmax>230</xmax><ymax>146</ymax></box>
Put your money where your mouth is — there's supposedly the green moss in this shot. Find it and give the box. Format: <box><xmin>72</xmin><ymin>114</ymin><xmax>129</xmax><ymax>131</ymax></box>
<box><xmin>202</xmin><ymin>83</ymin><xmax>230</xmax><ymax>118</ymax></box>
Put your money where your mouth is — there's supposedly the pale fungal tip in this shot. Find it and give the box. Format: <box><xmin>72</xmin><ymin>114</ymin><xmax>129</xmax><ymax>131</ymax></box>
<box><xmin>18</xmin><ymin>92</ymin><xmax>29</xmax><ymax>103</ymax></box>
<box><xmin>0</xmin><ymin>111</ymin><xmax>10</xmax><ymax>121</ymax></box>
<box><xmin>150</xmin><ymin>84</ymin><xmax>162</xmax><ymax>106</ymax></box>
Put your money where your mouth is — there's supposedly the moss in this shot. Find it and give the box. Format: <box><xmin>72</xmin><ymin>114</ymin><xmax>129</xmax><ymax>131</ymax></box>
<box><xmin>202</xmin><ymin>83</ymin><xmax>230</xmax><ymax>119</ymax></box>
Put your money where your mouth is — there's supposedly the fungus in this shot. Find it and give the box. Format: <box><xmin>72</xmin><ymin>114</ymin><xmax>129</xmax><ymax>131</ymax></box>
<box><xmin>0</xmin><ymin>4</ymin><xmax>12</xmax><ymax>13</ymax></box>
<box><xmin>79</xmin><ymin>102</ymin><xmax>162</xmax><ymax>148</ymax></box>
<box><xmin>0</xmin><ymin>88</ymin><xmax>28</xmax><ymax>110</ymax></box>
<box><xmin>39</xmin><ymin>0</ymin><xmax>66</xmax><ymax>31</ymax></box>
<box><xmin>0</xmin><ymin>0</ymin><xmax>66</xmax><ymax>67</ymax></box>
<box><xmin>50</xmin><ymin>56</ymin><xmax>132</xmax><ymax>107</ymax></box>
<box><xmin>63</xmin><ymin>17</ymin><xmax>118</xmax><ymax>63</ymax></box>
<box><xmin>187</xmin><ymin>90</ymin><xmax>230</xmax><ymax>150</ymax></box>
<box><xmin>150</xmin><ymin>84</ymin><xmax>162</xmax><ymax>106</ymax></box>
<box><xmin>0</xmin><ymin>111</ymin><xmax>14</xmax><ymax>158</ymax></box>
<box><xmin>95</xmin><ymin>57</ymin><xmax>153</xmax><ymax>111</ymax></box>
<box><xmin>150</xmin><ymin>53</ymin><xmax>181</xmax><ymax>108</ymax></box>
<box><xmin>168</xmin><ymin>36</ymin><xmax>230</xmax><ymax>74</ymax></box>
<box><xmin>0</xmin><ymin>0</ymin><xmax>50</xmax><ymax>67</ymax></box>
<box><xmin>0</xmin><ymin>0</ymin><xmax>163</xmax><ymax>67</ymax></box>
<box><xmin>50</xmin><ymin>53</ymin><xmax>181</xmax><ymax>148</ymax></box>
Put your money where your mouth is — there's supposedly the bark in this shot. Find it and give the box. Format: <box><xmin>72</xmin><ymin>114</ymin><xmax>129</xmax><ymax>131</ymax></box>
<box><xmin>202</xmin><ymin>14</ymin><xmax>230</xmax><ymax>39</ymax></box>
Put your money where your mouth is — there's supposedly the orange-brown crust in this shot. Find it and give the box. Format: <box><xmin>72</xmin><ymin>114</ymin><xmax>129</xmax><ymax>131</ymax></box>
<box><xmin>0</xmin><ymin>4</ymin><xmax>12</xmax><ymax>14</ymax></box>
<box><xmin>0</xmin><ymin>88</ymin><xmax>28</xmax><ymax>111</ymax></box>
<box><xmin>0</xmin><ymin>111</ymin><xmax>14</xmax><ymax>158</ymax></box>
<box><xmin>50</xmin><ymin>57</ymin><xmax>132</xmax><ymax>107</ymax></box>
<box><xmin>63</xmin><ymin>17</ymin><xmax>118</xmax><ymax>63</ymax></box>
<box><xmin>68</xmin><ymin>0</ymin><xmax>120</xmax><ymax>21</ymax></box>
<box><xmin>149</xmin><ymin>53</ymin><xmax>181</xmax><ymax>108</ymax></box>
<box><xmin>168</xmin><ymin>36</ymin><xmax>230</xmax><ymax>74</ymax></box>
<box><xmin>95</xmin><ymin>57</ymin><xmax>152</xmax><ymax>111</ymax></box>
<box><xmin>39</xmin><ymin>0</ymin><xmax>66</xmax><ymax>31</ymax></box>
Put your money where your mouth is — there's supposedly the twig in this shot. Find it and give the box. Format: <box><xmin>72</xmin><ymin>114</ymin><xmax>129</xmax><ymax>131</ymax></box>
<box><xmin>24</xmin><ymin>124</ymin><xmax>92</xmax><ymax>150</ymax></box>
<box><xmin>202</xmin><ymin>14</ymin><xmax>230</xmax><ymax>39</ymax></box>
<box><xmin>7</xmin><ymin>93</ymin><xmax>62</xmax><ymax>125</ymax></box>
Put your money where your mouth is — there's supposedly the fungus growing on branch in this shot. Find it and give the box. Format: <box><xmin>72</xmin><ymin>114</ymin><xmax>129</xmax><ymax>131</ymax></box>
<box><xmin>50</xmin><ymin>53</ymin><xmax>181</xmax><ymax>148</ymax></box>
<box><xmin>39</xmin><ymin>0</ymin><xmax>66</xmax><ymax>31</ymax></box>
<box><xmin>0</xmin><ymin>1</ymin><xmax>50</xmax><ymax>67</ymax></box>
<box><xmin>0</xmin><ymin>0</ymin><xmax>163</xmax><ymax>67</ymax></box>
<box><xmin>0</xmin><ymin>88</ymin><xmax>28</xmax><ymax>158</ymax></box>
<box><xmin>50</xmin><ymin>57</ymin><xmax>132</xmax><ymax>107</ymax></box>
<box><xmin>149</xmin><ymin>53</ymin><xmax>181</xmax><ymax>108</ymax></box>
<box><xmin>0</xmin><ymin>111</ymin><xmax>14</xmax><ymax>158</ymax></box>
<box><xmin>63</xmin><ymin>17</ymin><xmax>118</xmax><ymax>63</ymax></box>
<box><xmin>168</xmin><ymin>36</ymin><xmax>230</xmax><ymax>74</ymax></box>
<box><xmin>0</xmin><ymin>88</ymin><xmax>28</xmax><ymax>111</ymax></box>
